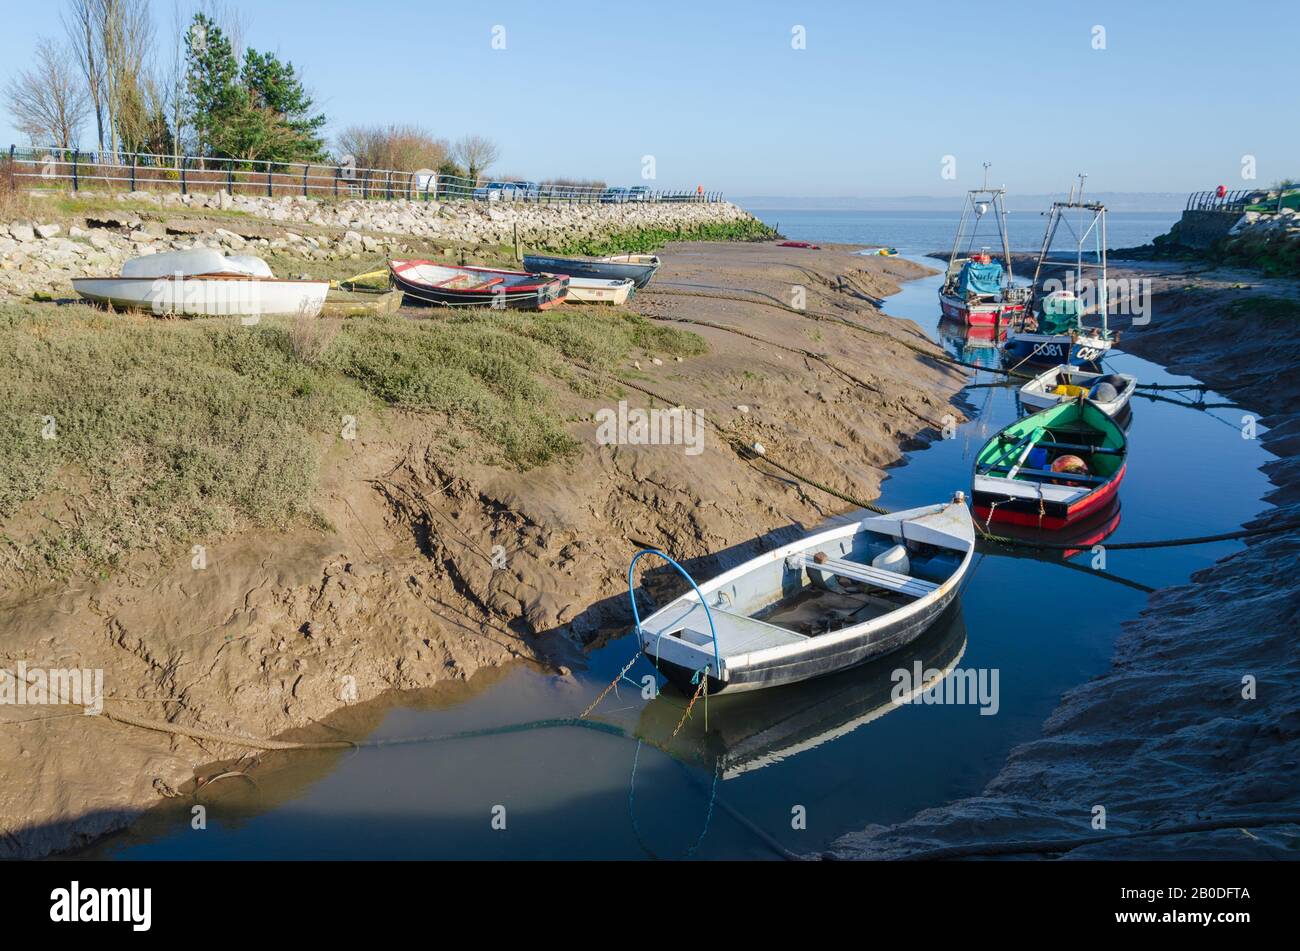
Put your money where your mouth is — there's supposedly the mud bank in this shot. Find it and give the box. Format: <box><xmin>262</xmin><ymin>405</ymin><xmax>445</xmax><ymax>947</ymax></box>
<box><xmin>828</xmin><ymin>263</ymin><xmax>1300</xmax><ymax>860</ymax></box>
<box><xmin>0</xmin><ymin>241</ymin><xmax>965</xmax><ymax>858</ymax></box>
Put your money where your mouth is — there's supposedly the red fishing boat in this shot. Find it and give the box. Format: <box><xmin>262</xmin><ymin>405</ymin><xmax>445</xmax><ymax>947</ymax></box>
<box><xmin>939</xmin><ymin>170</ymin><xmax>1028</xmax><ymax>327</ymax></box>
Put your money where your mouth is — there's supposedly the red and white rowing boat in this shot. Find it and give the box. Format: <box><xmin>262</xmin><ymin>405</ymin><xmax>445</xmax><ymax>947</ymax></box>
<box><xmin>390</xmin><ymin>260</ymin><xmax>568</xmax><ymax>310</ymax></box>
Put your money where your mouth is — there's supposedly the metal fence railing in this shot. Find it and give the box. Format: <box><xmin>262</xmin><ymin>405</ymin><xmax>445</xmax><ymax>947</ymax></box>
<box><xmin>2</xmin><ymin>145</ymin><xmax>725</xmax><ymax>205</ymax></box>
<box><xmin>1184</xmin><ymin>188</ymin><xmax>1267</xmax><ymax>213</ymax></box>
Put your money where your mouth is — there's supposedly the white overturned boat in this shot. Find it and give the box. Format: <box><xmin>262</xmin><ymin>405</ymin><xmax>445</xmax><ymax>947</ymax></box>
<box><xmin>565</xmin><ymin>277</ymin><xmax>635</xmax><ymax>305</ymax></box>
<box><xmin>73</xmin><ymin>249</ymin><xmax>329</xmax><ymax>318</ymax></box>
<box><xmin>1020</xmin><ymin>364</ymin><xmax>1137</xmax><ymax>419</ymax></box>
<box><xmin>633</xmin><ymin>494</ymin><xmax>975</xmax><ymax>693</ymax></box>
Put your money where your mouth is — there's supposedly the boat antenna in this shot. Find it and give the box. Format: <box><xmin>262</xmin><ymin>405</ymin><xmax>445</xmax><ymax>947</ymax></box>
<box><xmin>982</xmin><ymin>162</ymin><xmax>991</xmax><ymax>191</ymax></box>
<box><xmin>1077</xmin><ymin>172</ymin><xmax>1088</xmax><ymax>205</ymax></box>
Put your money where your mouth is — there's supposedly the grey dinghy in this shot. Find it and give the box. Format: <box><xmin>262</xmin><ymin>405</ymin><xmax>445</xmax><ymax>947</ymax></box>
<box><xmin>522</xmin><ymin>252</ymin><xmax>660</xmax><ymax>288</ymax></box>
<box><xmin>633</xmin><ymin>494</ymin><xmax>975</xmax><ymax>694</ymax></box>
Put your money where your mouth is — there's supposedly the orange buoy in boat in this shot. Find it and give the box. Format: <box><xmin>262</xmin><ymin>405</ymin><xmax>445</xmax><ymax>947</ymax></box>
<box><xmin>1051</xmin><ymin>454</ymin><xmax>1089</xmax><ymax>474</ymax></box>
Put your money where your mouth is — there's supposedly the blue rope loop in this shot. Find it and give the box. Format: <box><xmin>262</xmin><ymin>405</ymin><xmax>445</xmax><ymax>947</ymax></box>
<box><xmin>627</xmin><ymin>549</ymin><xmax>720</xmax><ymax>679</ymax></box>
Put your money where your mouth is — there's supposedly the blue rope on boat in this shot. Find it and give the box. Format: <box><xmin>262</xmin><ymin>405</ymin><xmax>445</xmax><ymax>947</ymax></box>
<box><xmin>627</xmin><ymin>549</ymin><xmax>720</xmax><ymax>679</ymax></box>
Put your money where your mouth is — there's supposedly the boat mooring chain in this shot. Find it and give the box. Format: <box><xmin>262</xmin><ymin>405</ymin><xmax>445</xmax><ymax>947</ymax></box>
<box><xmin>673</xmin><ymin>671</ymin><xmax>709</xmax><ymax>738</ymax></box>
<box><xmin>580</xmin><ymin>649</ymin><xmax>643</xmax><ymax>720</ymax></box>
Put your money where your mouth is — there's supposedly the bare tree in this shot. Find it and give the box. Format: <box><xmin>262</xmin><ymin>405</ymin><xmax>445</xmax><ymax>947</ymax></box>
<box><xmin>64</xmin><ymin>0</ymin><xmax>106</xmax><ymax>151</ymax></box>
<box><xmin>337</xmin><ymin>124</ymin><xmax>450</xmax><ymax>171</ymax></box>
<box><xmin>103</xmin><ymin>0</ymin><xmax>155</xmax><ymax>158</ymax></box>
<box><xmin>5</xmin><ymin>38</ymin><xmax>91</xmax><ymax>149</ymax></box>
<box><xmin>451</xmin><ymin>134</ymin><xmax>500</xmax><ymax>183</ymax></box>
<box><xmin>62</xmin><ymin>0</ymin><xmax>155</xmax><ymax>160</ymax></box>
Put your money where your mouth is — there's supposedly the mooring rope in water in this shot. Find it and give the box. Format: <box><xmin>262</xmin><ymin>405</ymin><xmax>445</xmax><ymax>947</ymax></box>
<box><xmin>96</xmin><ymin>704</ymin><xmax>628</xmax><ymax>752</ymax></box>
<box><xmin>95</xmin><ymin>696</ymin><xmax>798</xmax><ymax>860</ymax></box>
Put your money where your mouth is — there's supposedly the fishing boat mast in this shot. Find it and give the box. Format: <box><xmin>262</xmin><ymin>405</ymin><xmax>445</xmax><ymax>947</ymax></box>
<box><xmin>1029</xmin><ymin>173</ymin><xmax>1110</xmax><ymax>333</ymax></box>
<box><xmin>946</xmin><ymin>162</ymin><xmax>1015</xmax><ymax>286</ymax></box>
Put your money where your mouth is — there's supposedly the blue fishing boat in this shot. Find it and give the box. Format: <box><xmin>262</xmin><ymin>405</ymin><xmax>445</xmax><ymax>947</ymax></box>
<box><xmin>522</xmin><ymin>252</ymin><xmax>660</xmax><ymax>288</ymax></box>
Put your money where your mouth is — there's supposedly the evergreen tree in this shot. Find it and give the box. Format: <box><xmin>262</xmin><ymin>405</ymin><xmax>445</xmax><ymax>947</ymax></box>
<box><xmin>239</xmin><ymin>50</ymin><xmax>326</xmax><ymax>162</ymax></box>
<box><xmin>182</xmin><ymin>14</ymin><xmax>239</xmax><ymax>159</ymax></box>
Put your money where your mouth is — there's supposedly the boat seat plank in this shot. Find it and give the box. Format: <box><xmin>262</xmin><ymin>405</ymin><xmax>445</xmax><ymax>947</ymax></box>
<box><xmin>659</xmin><ymin>602</ymin><xmax>807</xmax><ymax>657</ymax></box>
<box><xmin>985</xmin><ymin>464</ymin><xmax>1108</xmax><ymax>484</ymax></box>
<box><xmin>788</xmin><ymin>554</ymin><xmax>938</xmax><ymax>598</ymax></box>
<box><xmin>1033</xmin><ymin>439</ymin><xmax>1122</xmax><ymax>455</ymax></box>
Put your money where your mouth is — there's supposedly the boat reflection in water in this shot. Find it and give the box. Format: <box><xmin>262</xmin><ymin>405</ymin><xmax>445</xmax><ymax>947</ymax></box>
<box><xmin>634</xmin><ymin>605</ymin><xmax>967</xmax><ymax>779</ymax></box>
<box><xmin>937</xmin><ymin>318</ymin><xmax>1007</xmax><ymax>370</ymax></box>
<box><xmin>979</xmin><ymin>495</ymin><xmax>1122</xmax><ymax>561</ymax></box>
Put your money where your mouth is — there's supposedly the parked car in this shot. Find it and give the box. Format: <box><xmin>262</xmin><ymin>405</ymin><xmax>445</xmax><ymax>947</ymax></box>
<box><xmin>474</xmin><ymin>181</ymin><xmax>541</xmax><ymax>201</ymax></box>
<box><xmin>628</xmin><ymin>186</ymin><xmax>651</xmax><ymax>202</ymax></box>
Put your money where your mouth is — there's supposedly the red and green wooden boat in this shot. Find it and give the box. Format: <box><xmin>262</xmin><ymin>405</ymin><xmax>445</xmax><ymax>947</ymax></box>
<box><xmin>972</xmin><ymin>399</ymin><xmax>1127</xmax><ymax>530</ymax></box>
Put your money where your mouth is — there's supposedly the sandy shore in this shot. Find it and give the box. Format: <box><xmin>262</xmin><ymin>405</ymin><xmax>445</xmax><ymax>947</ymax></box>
<box><xmin>828</xmin><ymin>262</ymin><xmax>1300</xmax><ymax>859</ymax></box>
<box><xmin>0</xmin><ymin>240</ymin><xmax>966</xmax><ymax>858</ymax></box>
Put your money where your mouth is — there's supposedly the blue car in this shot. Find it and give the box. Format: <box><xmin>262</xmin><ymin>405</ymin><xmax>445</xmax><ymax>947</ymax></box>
<box><xmin>473</xmin><ymin>181</ymin><xmax>541</xmax><ymax>201</ymax></box>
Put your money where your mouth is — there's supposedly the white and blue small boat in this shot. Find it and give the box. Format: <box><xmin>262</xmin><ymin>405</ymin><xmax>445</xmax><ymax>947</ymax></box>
<box><xmin>522</xmin><ymin>252</ymin><xmax>660</xmax><ymax>288</ymax></box>
<box><xmin>628</xmin><ymin>495</ymin><xmax>975</xmax><ymax>694</ymax></box>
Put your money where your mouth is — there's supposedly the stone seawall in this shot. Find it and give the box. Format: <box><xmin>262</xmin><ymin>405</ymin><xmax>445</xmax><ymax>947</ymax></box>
<box><xmin>1160</xmin><ymin>209</ymin><xmax>1242</xmax><ymax>249</ymax></box>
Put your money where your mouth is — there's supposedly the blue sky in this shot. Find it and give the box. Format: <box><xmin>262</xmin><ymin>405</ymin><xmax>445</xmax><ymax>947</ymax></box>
<box><xmin>1</xmin><ymin>0</ymin><xmax>1294</xmax><ymax>197</ymax></box>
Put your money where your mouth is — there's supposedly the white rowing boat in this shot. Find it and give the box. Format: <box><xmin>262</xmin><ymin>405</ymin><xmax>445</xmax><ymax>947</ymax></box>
<box><xmin>73</xmin><ymin>249</ymin><xmax>328</xmax><ymax>318</ymax></box>
<box><xmin>565</xmin><ymin>277</ymin><xmax>635</xmax><ymax>305</ymax></box>
<box><xmin>634</xmin><ymin>494</ymin><xmax>974</xmax><ymax>693</ymax></box>
<box><xmin>1019</xmin><ymin>364</ymin><xmax>1137</xmax><ymax>419</ymax></box>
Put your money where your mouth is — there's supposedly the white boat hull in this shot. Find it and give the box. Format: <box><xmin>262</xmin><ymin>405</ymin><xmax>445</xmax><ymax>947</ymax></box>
<box><xmin>73</xmin><ymin>275</ymin><xmax>329</xmax><ymax>318</ymax></box>
<box><xmin>1019</xmin><ymin>364</ymin><xmax>1137</xmax><ymax>418</ymax></box>
<box><xmin>565</xmin><ymin>278</ymin><xmax>634</xmax><ymax>305</ymax></box>
<box><xmin>637</xmin><ymin>497</ymin><xmax>975</xmax><ymax>693</ymax></box>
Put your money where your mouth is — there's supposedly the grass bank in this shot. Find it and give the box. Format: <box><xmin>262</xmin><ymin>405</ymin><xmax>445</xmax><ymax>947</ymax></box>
<box><xmin>554</xmin><ymin>216</ymin><xmax>777</xmax><ymax>256</ymax></box>
<box><xmin>0</xmin><ymin>301</ymin><xmax>703</xmax><ymax>579</ymax></box>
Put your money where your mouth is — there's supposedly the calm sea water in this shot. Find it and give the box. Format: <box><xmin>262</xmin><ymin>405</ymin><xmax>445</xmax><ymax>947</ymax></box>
<box><xmin>743</xmin><ymin>208</ymin><xmax>1179</xmax><ymax>255</ymax></box>
<box><xmin>88</xmin><ymin>212</ymin><xmax>1269</xmax><ymax>860</ymax></box>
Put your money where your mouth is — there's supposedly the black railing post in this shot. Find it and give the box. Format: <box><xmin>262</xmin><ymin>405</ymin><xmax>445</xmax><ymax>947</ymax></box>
<box><xmin>302</xmin><ymin>163</ymin><xmax>309</xmax><ymax>197</ymax></box>
<box><xmin>180</xmin><ymin>158</ymin><xmax>187</xmax><ymax>195</ymax></box>
<box><xmin>266</xmin><ymin>162</ymin><xmax>273</xmax><ymax>197</ymax></box>
<box><xmin>71</xmin><ymin>149</ymin><xmax>79</xmax><ymax>191</ymax></box>
<box><xmin>226</xmin><ymin>161</ymin><xmax>234</xmax><ymax>194</ymax></box>
<box><xmin>130</xmin><ymin>154</ymin><xmax>137</xmax><ymax>191</ymax></box>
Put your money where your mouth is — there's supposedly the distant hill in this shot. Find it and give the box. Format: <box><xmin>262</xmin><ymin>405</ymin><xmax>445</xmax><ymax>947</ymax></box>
<box><xmin>733</xmin><ymin>193</ymin><xmax>1189</xmax><ymax>213</ymax></box>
